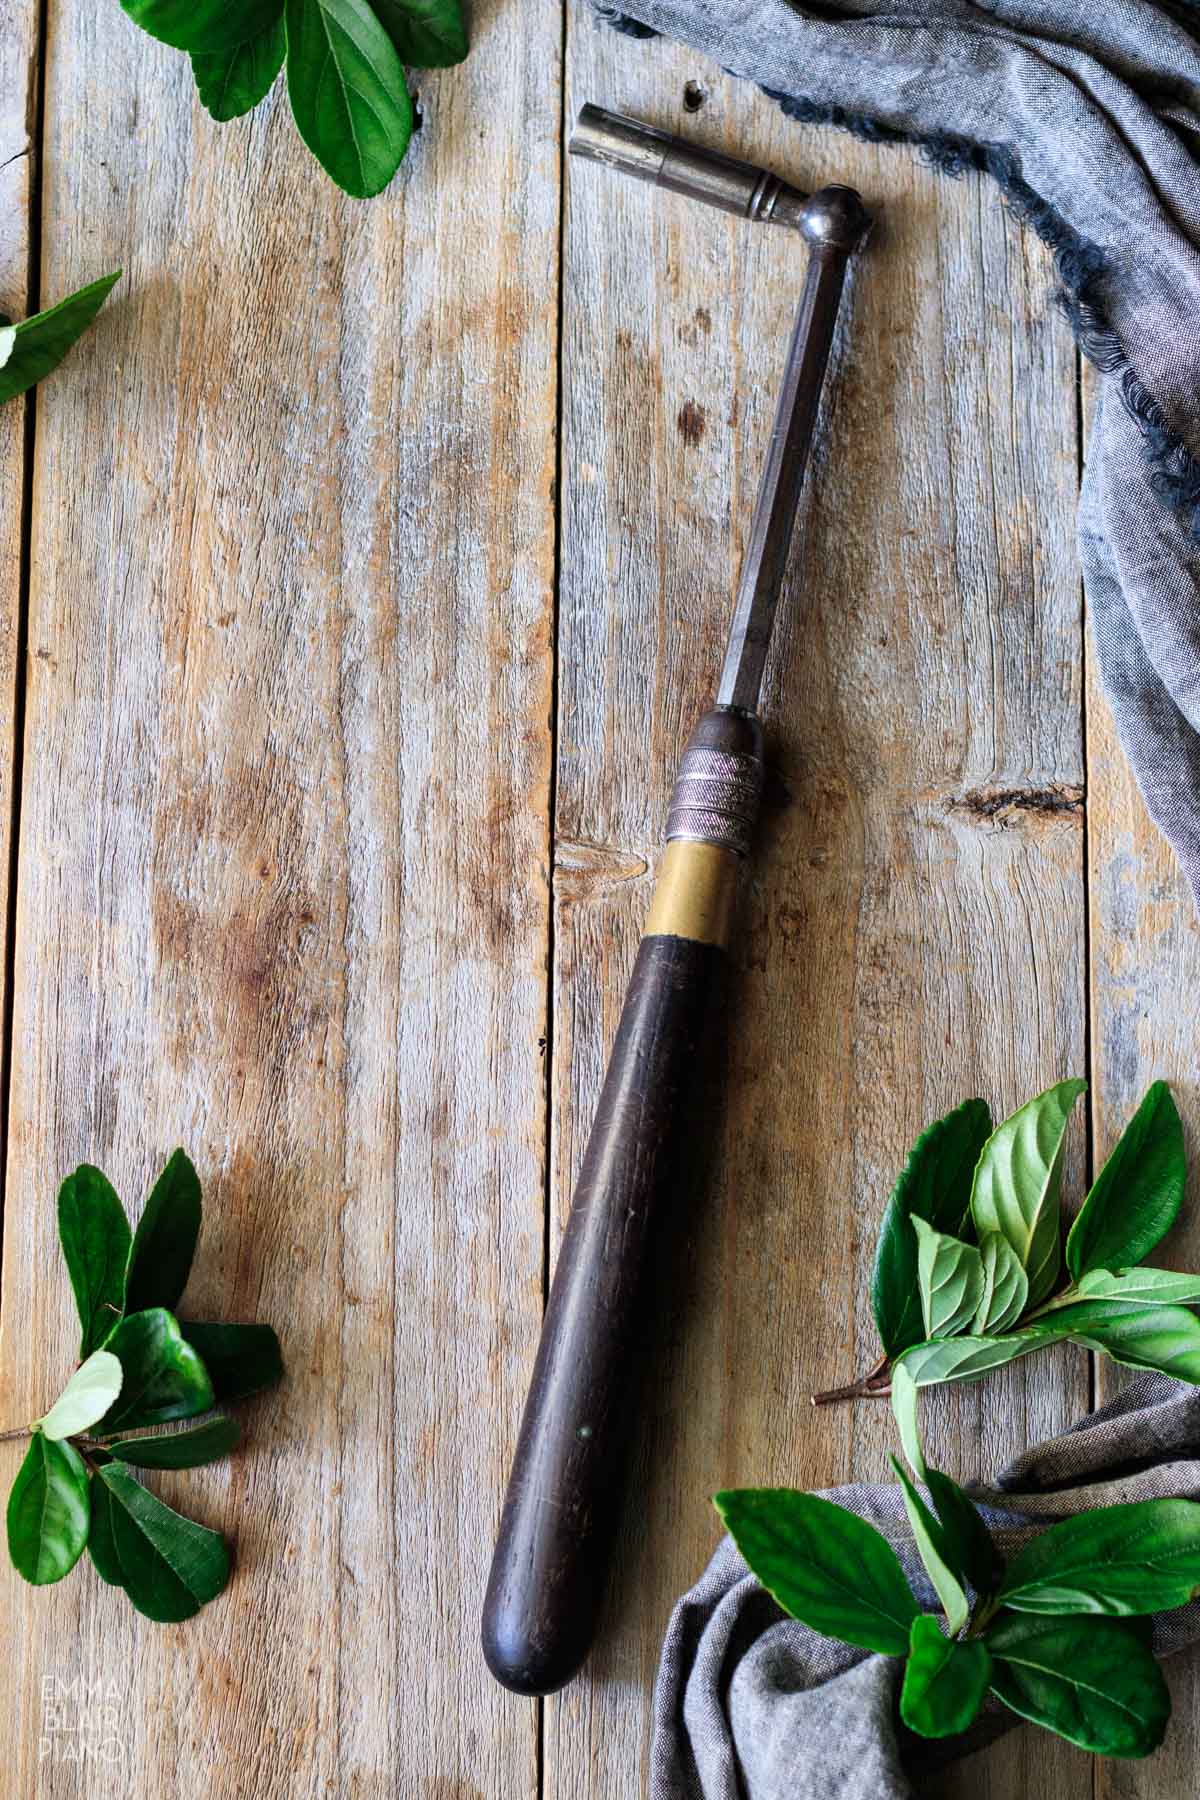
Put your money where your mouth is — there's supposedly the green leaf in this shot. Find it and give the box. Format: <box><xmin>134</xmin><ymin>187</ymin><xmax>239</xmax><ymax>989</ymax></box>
<box><xmin>87</xmin><ymin>1474</ymin><xmax>122</xmax><ymax>1586</ymax></box>
<box><xmin>970</xmin><ymin>1078</ymin><xmax>1086</xmax><ymax>1305</ymax></box>
<box><xmin>912</xmin><ymin>1218</ymin><xmax>984</xmax><ymax>1339</ymax></box>
<box><xmin>890</xmin><ymin>1457</ymin><xmax>968</xmax><ymax>1634</ymax></box>
<box><xmin>900</xmin><ymin>1615</ymin><xmax>991</xmax><ymax>1738</ymax></box>
<box><xmin>179</xmin><ymin>1321</ymin><xmax>284</xmax><ymax>1399</ymax></box>
<box><xmin>369</xmin><ymin>0</ymin><xmax>467</xmax><ymax>65</ymax></box>
<box><xmin>891</xmin><ymin>1361</ymin><xmax>926</xmax><ymax>1478</ymax></box>
<box><xmin>285</xmin><ymin>0</ymin><xmax>414</xmax><ymax>199</ymax></box>
<box><xmin>896</xmin><ymin>1333</ymin><xmax>1042</xmax><ymax>1388</ymax></box>
<box><xmin>7</xmin><ymin>1435</ymin><xmax>89</xmax><ymax>1585</ymax></box>
<box><xmin>972</xmin><ymin>1231</ymin><xmax>1029</xmax><ymax>1333</ymax></box>
<box><xmin>0</xmin><ymin>274</ymin><xmax>122</xmax><ymax>408</ymax></box>
<box><xmin>93</xmin><ymin>1465</ymin><xmax>229</xmax><ymax>1621</ymax></box>
<box><xmin>889</xmin><ymin>1377</ymin><xmax>999</xmax><ymax>1596</ymax></box>
<box><xmin>998</xmin><ymin>1499</ymin><xmax>1200</xmax><ymax>1615</ymax></box>
<box><xmin>1067</xmin><ymin>1082</ymin><xmax>1185</xmax><ymax>1279</ymax></box>
<box><xmin>925</xmin><ymin>1469</ymin><xmax>1002</xmax><ymax>1599</ymax></box>
<box><xmin>714</xmin><ymin>1488</ymin><xmax>919</xmax><ymax>1655</ymax></box>
<box><xmin>97</xmin><ymin>1309</ymin><xmax>215</xmax><ymax>1432</ymax></box>
<box><xmin>37</xmin><ymin>1350</ymin><xmax>123</xmax><ymax>1441</ymax></box>
<box><xmin>1042</xmin><ymin>1267</ymin><xmax>1200</xmax><ymax>1309</ymax></box>
<box><xmin>109</xmin><ymin>1415</ymin><xmax>240</xmax><ymax>1469</ymax></box>
<box><xmin>986</xmin><ymin>1613</ymin><xmax>1169</xmax><ymax>1757</ymax></box>
<box><xmin>871</xmin><ymin>1099</ymin><xmax>993</xmax><ymax>1358</ymax></box>
<box><xmin>120</xmin><ymin>0</ymin><xmax>282</xmax><ymax>53</ymax></box>
<box><xmin>1025</xmin><ymin>1300</ymin><xmax>1200</xmax><ymax>1383</ymax></box>
<box><xmin>124</xmin><ymin>1149</ymin><xmax>202</xmax><ymax>1317</ymax></box>
<box><xmin>192</xmin><ymin>14</ymin><xmax>287</xmax><ymax>119</ymax></box>
<box><xmin>57</xmin><ymin>1163</ymin><xmax>132</xmax><ymax>1357</ymax></box>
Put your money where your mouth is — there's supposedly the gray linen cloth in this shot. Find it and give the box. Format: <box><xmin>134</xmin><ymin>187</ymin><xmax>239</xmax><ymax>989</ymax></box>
<box><xmin>583</xmin><ymin>4</ymin><xmax>1200</xmax><ymax>1791</ymax></box>
<box><xmin>649</xmin><ymin>1375</ymin><xmax>1200</xmax><ymax>1795</ymax></box>
<box><xmin>591</xmin><ymin>0</ymin><xmax>1200</xmax><ymax>906</ymax></box>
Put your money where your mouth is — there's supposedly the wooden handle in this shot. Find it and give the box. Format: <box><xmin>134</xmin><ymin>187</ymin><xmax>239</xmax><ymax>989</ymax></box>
<box><xmin>482</xmin><ymin>709</ymin><xmax>761</xmax><ymax>1695</ymax></box>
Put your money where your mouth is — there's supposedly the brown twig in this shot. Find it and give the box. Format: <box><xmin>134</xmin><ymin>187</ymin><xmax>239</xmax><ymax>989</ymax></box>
<box><xmin>811</xmin><ymin>1357</ymin><xmax>892</xmax><ymax>1407</ymax></box>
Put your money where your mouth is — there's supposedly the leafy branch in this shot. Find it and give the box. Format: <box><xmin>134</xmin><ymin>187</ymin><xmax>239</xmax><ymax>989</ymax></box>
<box><xmin>119</xmin><ymin>0</ymin><xmax>470</xmax><ymax>198</ymax></box>
<box><xmin>5</xmin><ymin>1150</ymin><xmax>282</xmax><ymax>1621</ymax></box>
<box><xmin>815</xmin><ymin>1079</ymin><xmax>1195</xmax><ymax>1406</ymax></box>
<box><xmin>716</xmin><ymin>1472</ymin><xmax>1194</xmax><ymax>1755</ymax></box>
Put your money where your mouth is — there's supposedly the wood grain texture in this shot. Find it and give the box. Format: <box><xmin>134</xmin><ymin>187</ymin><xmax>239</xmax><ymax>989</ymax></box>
<box><xmin>0</xmin><ymin>2</ymin><xmax>557</xmax><ymax>1793</ymax></box>
<box><xmin>548</xmin><ymin>10</ymin><xmax>1089</xmax><ymax>1796</ymax></box>
<box><xmin>0</xmin><ymin>0</ymin><xmax>37</xmax><ymax>1172</ymax></box>
<box><xmin>1084</xmin><ymin>374</ymin><xmax>1200</xmax><ymax>1800</ymax></box>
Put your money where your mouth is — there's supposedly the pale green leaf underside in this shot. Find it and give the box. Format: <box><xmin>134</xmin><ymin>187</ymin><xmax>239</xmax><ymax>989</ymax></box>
<box><xmin>897</xmin><ymin>1334</ymin><xmax>1043</xmax><ymax>1388</ymax></box>
<box><xmin>973</xmin><ymin>1231</ymin><xmax>1029</xmax><ymax>1333</ymax></box>
<box><xmin>970</xmin><ymin>1079</ymin><xmax>1085</xmax><ymax>1306</ymax></box>
<box><xmin>1043</xmin><ymin>1267</ymin><xmax>1200</xmax><ymax>1309</ymax></box>
<box><xmin>38</xmin><ymin>1349</ymin><xmax>123</xmax><ymax>1441</ymax></box>
<box><xmin>913</xmin><ymin>1217</ymin><xmax>983</xmax><ymax>1338</ymax></box>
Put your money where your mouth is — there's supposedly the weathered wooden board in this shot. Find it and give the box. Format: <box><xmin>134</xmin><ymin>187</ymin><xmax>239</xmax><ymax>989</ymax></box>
<box><xmin>548</xmin><ymin>14</ymin><xmax>1089</xmax><ymax>1798</ymax></box>
<box><xmin>1085</xmin><ymin>373</ymin><xmax>1200</xmax><ymax>1797</ymax></box>
<box><xmin>0</xmin><ymin>3</ymin><xmax>557</xmax><ymax>1794</ymax></box>
<box><xmin>0</xmin><ymin>0</ymin><xmax>37</xmax><ymax>1177</ymax></box>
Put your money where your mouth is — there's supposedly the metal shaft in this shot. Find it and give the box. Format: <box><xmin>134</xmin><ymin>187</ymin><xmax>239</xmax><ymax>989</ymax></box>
<box><xmin>571</xmin><ymin>102</ymin><xmax>811</xmax><ymax>228</ymax></box>
<box><xmin>568</xmin><ymin>106</ymin><xmax>870</xmax><ymax>716</ymax></box>
<box><xmin>716</xmin><ymin>216</ymin><xmax>857</xmax><ymax>710</ymax></box>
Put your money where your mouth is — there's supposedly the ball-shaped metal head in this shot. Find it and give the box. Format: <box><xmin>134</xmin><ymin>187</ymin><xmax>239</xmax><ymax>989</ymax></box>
<box><xmin>796</xmin><ymin>185</ymin><xmax>872</xmax><ymax>253</ymax></box>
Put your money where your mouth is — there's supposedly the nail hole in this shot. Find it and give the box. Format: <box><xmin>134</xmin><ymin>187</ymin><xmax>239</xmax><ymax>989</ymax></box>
<box><xmin>682</xmin><ymin>81</ymin><xmax>707</xmax><ymax>113</ymax></box>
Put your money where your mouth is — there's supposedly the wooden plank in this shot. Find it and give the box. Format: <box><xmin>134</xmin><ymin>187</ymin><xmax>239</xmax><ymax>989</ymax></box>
<box><xmin>0</xmin><ymin>0</ymin><xmax>37</xmax><ymax>1168</ymax></box>
<box><xmin>1086</xmin><ymin>382</ymin><xmax>1200</xmax><ymax>1799</ymax></box>
<box><xmin>548</xmin><ymin>21</ymin><xmax>1088</xmax><ymax>1797</ymax></box>
<box><xmin>0</xmin><ymin>4</ymin><xmax>557</xmax><ymax>1794</ymax></box>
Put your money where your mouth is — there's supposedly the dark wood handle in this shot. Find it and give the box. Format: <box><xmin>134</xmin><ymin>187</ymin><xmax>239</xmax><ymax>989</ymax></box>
<box><xmin>481</xmin><ymin>930</ymin><xmax>728</xmax><ymax>1694</ymax></box>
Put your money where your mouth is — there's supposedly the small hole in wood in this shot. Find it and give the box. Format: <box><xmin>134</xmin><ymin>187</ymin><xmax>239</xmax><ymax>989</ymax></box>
<box><xmin>412</xmin><ymin>95</ymin><xmax>424</xmax><ymax>132</ymax></box>
<box><xmin>682</xmin><ymin>81</ymin><xmax>707</xmax><ymax>113</ymax></box>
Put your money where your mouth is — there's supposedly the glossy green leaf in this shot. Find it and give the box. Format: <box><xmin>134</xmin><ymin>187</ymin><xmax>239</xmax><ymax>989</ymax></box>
<box><xmin>1045</xmin><ymin>1267</ymin><xmax>1200</xmax><ymax>1308</ymax></box>
<box><xmin>97</xmin><ymin>1308</ymin><xmax>215</xmax><ymax>1432</ymax></box>
<box><xmin>925</xmin><ymin>1469</ymin><xmax>1002</xmax><ymax>1600</ymax></box>
<box><xmin>1067</xmin><ymin>1082</ymin><xmax>1185</xmax><ymax>1279</ymax></box>
<box><xmin>57</xmin><ymin>1163</ymin><xmax>132</xmax><ymax>1357</ymax></box>
<box><xmin>124</xmin><ymin>1149</ymin><xmax>202</xmax><ymax>1317</ymax></box>
<box><xmin>986</xmin><ymin>1613</ymin><xmax>1169</xmax><ymax>1757</ymax></box>
<box><xmin>37</xmin><ymin>1350</ymin><xmax>123</xmax><ymax>1441</ymax></box>
<box><xmin>890</xmin><ymin>1457</ymin><xmax>968</xmax><ymax>1634</ymax></box>
<box><xmin>900</xmin><ymin>1615</ymin><xmax>991</xmax><ymax>1738</ymax></box>
<box><xmin>369</xmin><ymin>0</ymin><xmax>468</xmax><ymax>66</ymax></box>
<box><xmin>972</xmin><ymin>1232</ymin><xmax>1029</xmax><ymax>1334</ymax></box>
<box><xmin>285</xmin><ymin>0</ymin><xmax>414</xmax><ymax>199</ymax></box>
<box><xmin>179</xmin><ymin>1321</ymin><xmax>284</xmax><ymax>1400</ymax></box>
<box><xmin>109</xmin><ymin>1415</ymin><xmax>240</xmax><ymax>1469</ymax></box>
<box><xmin>714</xmin><ymin>1488</ymin><xmax>918</xmax><ymax>1655</ymax></box>
<box><xmin>0</xmin><ymin>274</ymin><xmax>121</xmax><ymax>408</ymax></box>
<box><xmin>971</xmin><ymin>1079</ymin><xmax>1085</xmax><ymax>1305</ymax></box>
<box><xmin>999</xmin><ymin>1498</ymin><xmax>1200</xmax><ymax>1615</ymax></box>
<box><xmin>87</xmin><ymin>1474</ymin><xmax>122</xmax><ymax>1586</ymax></box>
<box><xmin>1026</xmin><ymin>1300</ymin><xmax>1200</xmax><ymax>1383</ymax></box>
<box><xmin>192</xmin><ymin>15</ymin><xmax>287</xmax><ymax>119</ymax></box>
<box><xmin>896</xmin><ymin>1334</ymin><xmax>1042</xmax><ymax>1389</ymax></box>
<box><xmin>912</xmin><ymin>1218</ymin><xmax>983</xmax><ymax>1339</ymax></box>
<box><xmin>871</xmin><ymin>1099</ymin><xmax>992</xmax><ymax>1358</ymax></box>
<box><xmin>120</xmin><ymin>0</ymin><xmax>282</xmax><ymax>53</ymax></box>
<box><xmin>6</xmin><ymin>1435</ymin><xmax>89</xmax><ymax>1585</ymax></box>
<box><xmin>93</xmin><ymin>1465</ymin><xmax>230</xmax><ymax>1622</ymax></box>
